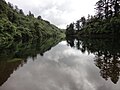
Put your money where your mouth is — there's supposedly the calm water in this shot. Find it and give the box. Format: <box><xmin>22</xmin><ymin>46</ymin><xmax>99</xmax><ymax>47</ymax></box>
<box><xmin>0</xmin><ymin>37</ymin><xmax>120</xmax><ymax>90</ymax></box>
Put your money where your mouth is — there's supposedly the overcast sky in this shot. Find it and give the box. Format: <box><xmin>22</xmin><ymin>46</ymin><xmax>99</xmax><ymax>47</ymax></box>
<box><xmin>5</xmin><ymin>0</ymin><xmax>98</xmax><ymax>29</ymax></box>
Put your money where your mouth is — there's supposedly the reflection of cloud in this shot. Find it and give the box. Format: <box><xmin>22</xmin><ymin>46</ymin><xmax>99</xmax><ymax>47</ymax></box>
<box><xmin>1</xmin><ymin>41</ymin><xmax>120</xmax><ymax>90</ymax></box>
<box><xmin>6</xmin><ymin>0</ymin><xmax>98</xmax><ymax>28</ymax></box>
<box><xmin>44</xmin><ymin>41</ymin><xmax>91</xmax><ymax>63</ymax></box>
<box><xmin>1</xmin><ymin>58</ymin><xmax>95</xmax><ymax>90</ymax></box>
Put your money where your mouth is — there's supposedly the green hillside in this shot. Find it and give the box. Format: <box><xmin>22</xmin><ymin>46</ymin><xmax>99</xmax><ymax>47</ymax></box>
<box><xmin>0</xmin><ymin>0</ymin><xmax>64</xmax><ymax>42</ymax></box>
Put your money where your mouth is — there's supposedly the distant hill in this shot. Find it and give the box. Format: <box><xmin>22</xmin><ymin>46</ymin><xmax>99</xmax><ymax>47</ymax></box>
<box><xmin>0</xmin><ymin>0</ymin><xmax>64</xmax><ymax>42</ymax></box>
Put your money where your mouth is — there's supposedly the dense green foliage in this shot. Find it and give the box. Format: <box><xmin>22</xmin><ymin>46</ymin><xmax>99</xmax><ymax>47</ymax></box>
<box><xmin>0</xmin><ymin>0</ymin><xmax>64</xmax><ymax>42</ymax></box>
<box><xmin>66</xmin><ymin>0</ymin><xmax>120</xmax><ymax>36</ymax></box>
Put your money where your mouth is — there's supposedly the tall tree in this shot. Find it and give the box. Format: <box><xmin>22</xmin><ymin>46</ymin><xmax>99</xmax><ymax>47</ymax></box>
<box><xmin>80</xmin><ymin>16</ymin><xmax>86</xmax><ymax>28</ymax></box>
<box><xmin>104</xmin><ymin>0</ymin><xmax>109</xmax><ymax>18</ymax></box>
<box><xmin>76</xmin><ymin>20</ymin><xmax>81</xmax><ymax>31</ymax></box>
<box><xmin>66</xmin><ymin>23</ymin><xmax>75</xmax><ymax>35</ymax></box>
<box><xmin>96</xmin><ymin>0</ymin><xmax>120</xmax><ymax>18</ymax></box>
<box><xmin>95</xmin><ymin>0</ymin><xmax>105</xmax><ymax>19</ymax></box>
<box><xmin>28</xmin><ymin>11</ymin><xmax>34</xmax><ymax>17</ymax></box>
<box><xmin>19</xmin><ymin>9</ymin><xmax>24</xmax><ymax>15</ymax></box>
<box><xmin>113</xmin><ymin>0</ymin><xmax>120</xmax><ymax>16</ymax></box>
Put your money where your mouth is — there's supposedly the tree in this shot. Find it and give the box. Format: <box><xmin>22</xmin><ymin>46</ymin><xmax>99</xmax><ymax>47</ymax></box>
<box><xmin>95</xmin><ymin>0</ymin><xmax>120</xmax><ymax>19</ymax></box>
<box><xmin>28</xmin><ymin>11</ymin><xmax>34</xmax><ymax>17</ymax></box>
<box><xmin>80</xmin><ymin>16</ymin><xmax>86</xmax><ymax>28</ymax></box>
<box><xmin>37</xmin><ymin>15</ymin><xmax>42</xmax><ymax>20</ymax></box>
<box><xmin>76</xmin><ymin>20</ymin><xmax>81</xmax><ymax>31</ymax></box>
<box><xmin>66</xmin><ymin>23</ymin><xmax>75</xmax><ymax>35</ymax></box>
<box><xmin>8</xmin><ymin>2</ymin><xmax>13</xmax><ymax>9</ymax></box>
<box><xmin>19</xmin><ymin>9</ymin><xmax>24</xmax><ymax>15</ymax></box>
<box><xmin>95</xmin><ymin>0</ymin><xmax>104</xmax><ymax>19</ymax></box>
<box><xmin>34</xmin><ymin>22</ymin><xmax>42</xmax><ymax>37</ymax></box>
<box><xmin>113</xmin><ymin>0</ymin><xmax>120</xmax><ymax>16</ymax></box>
<box><xmin>15</xmin><ymin>5</ymin><xmax>19</xmax><ymax>13</ymax></box>
<box><xmin>75</xmin><ymin>17</ymin><xmax>86</xmax><ymax>31</ymax></box>
<box><xmin>95</xmin><ymin>0</ymin><xmax>110</xmax><ymax>19</ymax></box>
<box><xmin>0</xmin><ymin>0</ymin><xmax>7</xmax><ymax>14</ymax></box>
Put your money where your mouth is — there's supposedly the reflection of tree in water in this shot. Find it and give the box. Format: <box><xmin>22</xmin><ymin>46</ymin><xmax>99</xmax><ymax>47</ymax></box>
<box><xmin>95</xmin><ymin>53</ymin><xmax>120</xmax><ymax>84</ymax></box>
<box><xmin>66</xmin><ymin>36</ymin><xmax>120</xmax><ymax>84</ymax></box>
<box><xmin>66</xmin><ymin>36</ymin><xmax>75</xmax><ymax>48</ymax></box>
<box><xmin>0</xmin><ymin>59</ymin><xmax>27</xmax><ymax>86</ymax></box>
<box><xmin>0</xmin><ymin>37</ymin><xmax>61</xmax><ymax>86</ymax></box>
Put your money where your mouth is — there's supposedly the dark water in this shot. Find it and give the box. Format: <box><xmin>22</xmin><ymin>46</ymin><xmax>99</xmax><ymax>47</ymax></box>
<box><xmin>0</xmin><ymin>37</ymin><xmax>120</xmax><ymax>90</ymax></box>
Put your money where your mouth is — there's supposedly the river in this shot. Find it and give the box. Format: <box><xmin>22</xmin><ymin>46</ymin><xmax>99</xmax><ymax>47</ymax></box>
<box><xmin>0</xmin><ymin>37</ymin><xmax>120</xmax><ymax>90</ymax></box>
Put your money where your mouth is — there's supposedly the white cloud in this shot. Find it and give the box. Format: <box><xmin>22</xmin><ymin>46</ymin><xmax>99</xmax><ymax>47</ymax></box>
<box><xmin>0</xmin><ymin>41</ymin><xmax>119</xmax><ymax>90</ymax></box>
<box><xmin>5</xmin><ymin>0</ymin><xmax>98</xmax><ymax>28</ymax></box>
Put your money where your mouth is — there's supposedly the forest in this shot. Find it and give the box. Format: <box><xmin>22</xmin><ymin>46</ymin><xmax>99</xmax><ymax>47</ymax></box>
<box><xmin>0</xmin><ymin>0</ymin><xmax>64</xmax><ymax>43</ymax></box>
<box><xmin>66</xmin><ymin>0</ymin><xmax>120</xmax><ymax>36</ymax></box>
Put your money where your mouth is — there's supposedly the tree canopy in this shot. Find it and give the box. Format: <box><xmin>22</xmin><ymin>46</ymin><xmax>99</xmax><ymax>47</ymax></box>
<box><xmin>0</xmin><ymin>0</ymin><xmax>64</xmax><ymax>42</ymax></box>
<box><xmin>66</xmin><ymin>0</ymin><xmax>120</xmax><ymax>36</ymax></box>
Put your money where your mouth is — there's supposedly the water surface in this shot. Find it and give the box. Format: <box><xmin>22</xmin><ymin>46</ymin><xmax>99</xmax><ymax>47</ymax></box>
<box><xmin>0</xmin><ymin>37</ymin><xmax>120</xmax><ymax>90</ymax></box>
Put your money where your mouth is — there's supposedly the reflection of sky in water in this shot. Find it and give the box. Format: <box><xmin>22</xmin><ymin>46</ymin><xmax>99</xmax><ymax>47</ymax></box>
<box><xmin>0</xmin><ymin>41</ymin><xmax>120</xmax><ymax>90</ymax></box>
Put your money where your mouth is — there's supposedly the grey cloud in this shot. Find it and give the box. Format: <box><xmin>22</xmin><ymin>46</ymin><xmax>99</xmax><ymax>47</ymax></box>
<box><xmin>5</xmin><ymin>0</ymin><xmax>75</xmax><ymax>28</ymax></box>
<box><xmin>5</xmin><ymin>0</ymin><xmax>99</xmax><ymax>28</ymax></box>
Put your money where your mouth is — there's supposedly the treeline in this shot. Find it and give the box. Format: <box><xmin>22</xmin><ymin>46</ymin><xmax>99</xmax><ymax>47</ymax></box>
<box><xmin>66</xmin><ymin>0</ymin><xmax>120</xmax><ymax>36</ymax></box>
<box><xmin>0</xmin><ymin>0</ymin><xmax>63</xmax><ymax>42</ymax></box>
